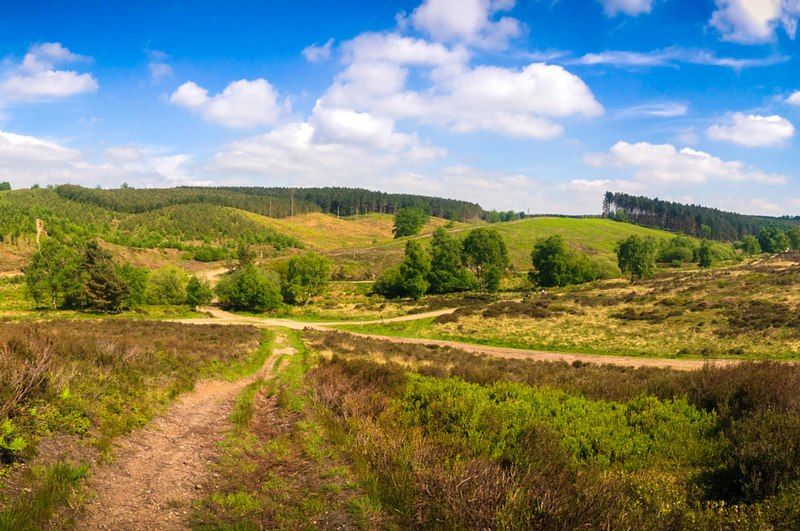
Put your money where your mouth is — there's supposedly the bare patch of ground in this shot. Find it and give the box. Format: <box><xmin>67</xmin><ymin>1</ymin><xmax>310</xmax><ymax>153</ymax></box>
<box><xmin>77</xmin><ymin>337</ymin><xmax>279</xmax><ymax>530</ymax></box>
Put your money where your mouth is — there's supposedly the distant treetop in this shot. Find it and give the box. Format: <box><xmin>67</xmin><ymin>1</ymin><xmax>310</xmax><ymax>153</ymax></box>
<box><xmin>603</xmin><ymin>191</ymin><xmax>800</xmax><ymax>242</ymax></box>
<box><xmin>54</xmin><ymin>184</ymin><xmax>485</xmax><ymax>222</ymax></box>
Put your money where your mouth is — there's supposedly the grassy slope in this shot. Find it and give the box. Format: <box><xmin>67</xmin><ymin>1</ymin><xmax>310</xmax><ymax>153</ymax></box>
<box><xmin>244</xmin><ymin>211</ymin><xmax>469</xmax><ymax>251</ymax></box>
<box><xmin>489</xmin><ymin>217</ymin><xmax>681</xmax><ymax>271</ymax></box>
<box><xmin>346</xmin><ymin>217</ymin><xmax>686</xmax><ymax>274</ymax></box>
<box><xmin>336</xmin><ymin>255</ymin><xmax>800</xmax><ymax>360</ymax></box>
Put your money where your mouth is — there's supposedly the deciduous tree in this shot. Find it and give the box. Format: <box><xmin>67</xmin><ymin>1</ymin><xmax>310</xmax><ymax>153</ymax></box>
<box><xmin>461</xmin><ymin>228</ymin><xmax>509</xmax><ymax>292</ymax></box>
<box><xmin>282</xmin><ymin>253</ymin><xmax>331</xmax><ymax>304</ymax></box>
<box><xmin>616</xmin><ymin>235</ymin><xmax>658</xmax><ymax>283</ymax></box>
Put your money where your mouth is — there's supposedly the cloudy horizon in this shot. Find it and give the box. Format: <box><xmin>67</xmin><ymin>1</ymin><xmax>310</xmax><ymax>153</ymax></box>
<box><xmin>1</xmin><ymin>0</ymin><xmax>799</xmax><ymax>215</ymax></box>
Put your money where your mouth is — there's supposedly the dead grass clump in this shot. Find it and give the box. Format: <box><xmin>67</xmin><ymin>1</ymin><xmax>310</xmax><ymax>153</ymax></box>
<box><xmin>611</xmin><ymin>307</ymin><xmax>683</xmax><ymax>323</ymax></box>
<box><xmin>0</xmin><ymin>330</ymin><xmax>55</xmax><ymax>419</ymax></box>
<box><xmin>720</xmin><ymin>300</ymin><xmax>800</xmax><ymax>336</ymax></box>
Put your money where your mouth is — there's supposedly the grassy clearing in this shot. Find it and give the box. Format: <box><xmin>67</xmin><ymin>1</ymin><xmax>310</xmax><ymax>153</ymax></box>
<box><xmin>0</xmin><ymin>321</ymin><xmax>268</xmax><ymax>528</ymax></box>
<box><xmin>304</xmin><ymin>330</ymin><xmax>800</xmax><ymax>528</ymax></box>
<box><xmin>193</xmin><ymin>330</ymin><xmax>384</xmax><ymax>529</ymax></box>
<box><xmin>338</xmin><ymin>255</ymin><xmax>800</xmax><ymax>360</ymax></box>
<box><xmin>246</xmin><ymin>211</ymin><xmax>468</xmax><ymax>252</ymax></box>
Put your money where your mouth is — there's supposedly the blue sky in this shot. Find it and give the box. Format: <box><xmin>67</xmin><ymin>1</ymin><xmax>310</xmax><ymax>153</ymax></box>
<box><xmin>1</xmin><ymin>0</ymin><xmax>799</xmax><ymax>215</ymax></box>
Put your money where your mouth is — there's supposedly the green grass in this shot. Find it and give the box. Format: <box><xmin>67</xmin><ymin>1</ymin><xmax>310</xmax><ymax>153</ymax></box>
<box><xmin>337</xmin><ymin>255</ymin><xmax>800</xmax><ymax>361</ymax></box>
<box><xmin>327</xmin><ymin>217</ymin><xmax>712</xmax><ymax>279</ymax></box>
<box><xmin>0</xmin><ymin>462</ymin><xmax>88</xmax><ymax>530</ymax></box>
<box><xmin>193</xmin><ymin>331</ymin><xmax>384</xmax><ymax>529</ymax></box>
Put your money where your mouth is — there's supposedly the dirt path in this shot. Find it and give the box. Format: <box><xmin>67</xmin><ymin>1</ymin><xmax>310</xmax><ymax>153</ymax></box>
<box><xmin>78</xmin><ymin>333</ymin><xmax>295</xmax><ymax>530</ymax></box>
<box><xmin>172</xmin><ymin>308</ymin><xmax>753</xmax><ymax>371</ymax></box>
<box><xmin>178</xmin><ymin>306</ymin><xmax>457</xmax><ymax>330</ymax></box>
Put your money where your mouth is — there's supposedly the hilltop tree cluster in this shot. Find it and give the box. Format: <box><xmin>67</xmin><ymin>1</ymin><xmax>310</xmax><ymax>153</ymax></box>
<box><xmin>603</xmin><ymin>192</ymin><xmax>800</xmax><ymax>241</ymax></box>
<box><xmin>374</xmin><ymin>227</ymin><xmax>508</xmax><ymax>299</ymax></box>
<box><xmin>56</xmin><ymin>185</ymin><xmax>484</xmax><ymax>221</ymax></box>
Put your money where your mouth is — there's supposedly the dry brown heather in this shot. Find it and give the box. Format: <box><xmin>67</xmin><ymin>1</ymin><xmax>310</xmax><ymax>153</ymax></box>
<box><xmin>0</xmin><ymin>320</ymin><xmax>261</xmax><ymax>419</ymax></box>
<box><xmin>305</xmin><ymin>329</ymin><xmax>800</xmax><ymax>404</ymax></box>
<box><xmin>426</xmin><ymin>254</ymin><xmax>800</xmax><ymax>359</ymax></box>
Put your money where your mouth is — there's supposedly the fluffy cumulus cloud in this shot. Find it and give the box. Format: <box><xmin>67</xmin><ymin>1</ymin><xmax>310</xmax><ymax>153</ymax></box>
<box><xmin>170</xmin><ymin>79</ymin><xmax>287</xmax><ymax>128</ymax></box>
<box><xmin>209</xmin><ymin>120</ymin><xmax>442</xmax><ymax>186</ymax></box>
<box><xmin>0</xmin><ymin>42</ymin><xmax>98</xmax><ymax>103</ymax></box>
<box><xmin>409</xmin><ymin>0</ymin><xmax>522</xmax><ymax>49</ymax></box>
<box><xmin>586</xmin><ymin>141</ymin><xmax>788</xmax><ymax>184</ymax></box>
<box><xmin>707</xmin><ymin>113</ymin><xmax>795</xmax><ymax>147</ymax></box>
<box><xmin>599</xmin><ymin>0</ymin><xmax>653</xmax><ymax>17</ymax></box>
<box><xmin>787</xmin><ymin>91</ymin><xmax>800</xmax><ymax>105</ymax></box>
<box><xmin>326</xmin><ymin>33</ymin><xmax>602</xmax><ymax>139</ymax></box>
<box><xmin>710</xmin><ymin>0</ymin><xmax>800</xmax><ymax>43</ymax></box>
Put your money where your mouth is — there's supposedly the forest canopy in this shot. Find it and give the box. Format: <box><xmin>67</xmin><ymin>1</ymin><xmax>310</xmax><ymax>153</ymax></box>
<box><xmin>603</xmin><ymin>192</ymin><xmax>800</xmax><ymax>241</ymax></box>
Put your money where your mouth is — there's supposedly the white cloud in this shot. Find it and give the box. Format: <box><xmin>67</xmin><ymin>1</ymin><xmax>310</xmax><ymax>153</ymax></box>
<box><xmin>600</xmin><ymin>0</ymin><xmax>653</xmax><ymax>17</ymax></box>
<box><xmin>787</xmin><ymin>91</ymin><xmax>800</xmax><ymax>106</ymax></box>
<box><xmin>0</xmin><ymin>42</ymin><xmax>98</xmax><ymax>102</ymax></box>
<box><xmin>586</xmin><ymin>141</ymin><xmax>788</xmax><ymax>184</ymax></box>
<box><xmin>302</xmin><ymin>39</ymin><xmax>334</xmax><ymax>62</ymax></box>
<box><xmin>618</xmin><ymin>102</ymin><xmax>688</xmax><ymax>117</ymax></box>
<box><xmin>209</xmin><ymin>119</ymin><xmax>441</xmax><ymax>186</ymax></box>
<box><xmin>675</xmin><ymin>127</ymin><xmax>700</xmax><ymax>145</ymax></box>
<box><xmin>325</xmin><ymin>32</ymin><xmax>602</xmax><ymax>139</ymax></box>
<box><xmin>341</xmin><ymin>32</ymin><xmax>468</xmax><ymax>67</ymax></box>
<box><xmin>575</xmin><ymin>47</ymin><xmax>788</xmax><ymax>69</ymax></box>
<box><xmin>707</xmin><ymin>113</ymin><xmax>794</xmax><ymax>147</ymax></box>
<box><xmin>425</xmin><ymin>63</ymin><xmax>602</xmax><ymax>138</ymax></box>
<box><xmin>0</xmin><ymin>129</ymin><xmax>204</xmax><ymax>188</ymax></box>
<box><xmin>710</xmin><ymin>0</ymin><xmax>800</xmax><ymax>43</ymax></box>
<box><xmin>104</xmin><ymin>145</ymin><xmax>145</xmax><ymax>162</ymax></box>
<box><xmin>410</xmin><ymin>0</ymin><xmax>522</xmax><ymax>49</ymax></box>
<box><xmin>169</xmin><ymin>78</ymin><xmax>287</xmax><ymax>128</ymax></box>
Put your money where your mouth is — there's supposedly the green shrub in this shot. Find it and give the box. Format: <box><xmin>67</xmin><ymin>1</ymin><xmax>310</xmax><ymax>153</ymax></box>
<box><xmin>372</xmin><ymin>267</ymin><xmax>405</xmax><ymax>299</ymax></box>
<box><xmin>216</xmin><ymin>264</ymin><xmax>282</xmax><ymax>312</ymax></box>
<box><xmin>186</xmin><ymin>276</ymin><xmax>213</xmax><ymax>309</ymax></box>
<box><xmin>393</xmin><ymin>207</ymin><xmax>429</xmax><ymax>238</ymax></box>
<box><xmin>282</xmin><ymin>253</ymin><xmax>331</xmax><ymax>304</ymax></box>
<box><xmin>146</xmin><ymin>266</ymin><xmax>188</xmax><ymax>305</ymax></box>
<box><xmin>400</xmin><ymin>375</ymin><xmax>716</xmax><ymax>471</ymax></box>
<box><xmin>529</xmin><ymin>235</ymin><xmax>603</xmax><ymax>287</ymax></box>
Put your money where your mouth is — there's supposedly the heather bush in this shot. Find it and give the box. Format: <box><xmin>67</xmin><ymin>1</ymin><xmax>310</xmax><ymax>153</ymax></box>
<box><xmin>306</xmin><ymin>331</ymin><xmax>800</xmax><ymax>527</ymax></box>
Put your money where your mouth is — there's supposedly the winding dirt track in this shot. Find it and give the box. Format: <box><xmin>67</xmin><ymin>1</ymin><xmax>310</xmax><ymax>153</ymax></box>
<box><xmin>174</xmin><ymin>307</ymin><xmax>745</xmax><ymax>371</ymax></box>
<box><xmin>78</xmin><ymin>333</ymin><xmax>296</xmax><ymax>530</ymax></box>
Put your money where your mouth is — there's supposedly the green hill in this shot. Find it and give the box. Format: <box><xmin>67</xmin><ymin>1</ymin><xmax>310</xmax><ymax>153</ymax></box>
<box><xmin>334</xmin><ymin>217</ymin><xmax>706</xmax><ymax>278</ymax></box>
<box><xmin>0</xmin><ymin>187</ymin><xmax>732</xmax><ymax>279</ymax></box>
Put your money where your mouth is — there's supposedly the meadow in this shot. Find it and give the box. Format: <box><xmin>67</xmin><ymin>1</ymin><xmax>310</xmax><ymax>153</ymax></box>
<box><xmin>338</xmin><ymin>254</ymin><xmax>800</xmax><ymax>360</ymax></box>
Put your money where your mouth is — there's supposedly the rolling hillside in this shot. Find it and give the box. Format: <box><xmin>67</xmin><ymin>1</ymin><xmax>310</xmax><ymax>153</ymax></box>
<box><xmin>336</xmin><ymin>217</ymin><xmax>704</xmax><ymax>278</ymax></box>
<box><xmin>243</xmin><ymin>211</ymin><xmax>469</xmax><ymax>251</ymax></box>
<box><xmin>0</xmin><ymin>186</ymin><xmax>731</xmax><ymax>279</ymax></box>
